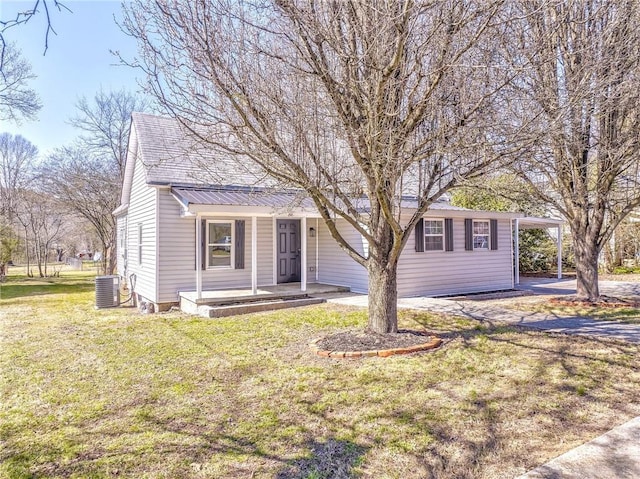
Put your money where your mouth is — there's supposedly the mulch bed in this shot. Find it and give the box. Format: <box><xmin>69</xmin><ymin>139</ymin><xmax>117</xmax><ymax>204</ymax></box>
<box><xmin>549</xmin><ymin>295</ymin><xmax>640</xmax><ymax>308</ymax></box>
<box><xmin>310</xmin><ymin>329</ymin><xmax>442</xmax><ymax>359</ymax></box>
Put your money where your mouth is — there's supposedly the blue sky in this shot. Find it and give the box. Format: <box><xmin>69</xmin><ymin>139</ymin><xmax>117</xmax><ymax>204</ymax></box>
<box><xmin>1</xmin><ymin>0</ymin><xmax>145</xmax><ymax>155</ymax></box>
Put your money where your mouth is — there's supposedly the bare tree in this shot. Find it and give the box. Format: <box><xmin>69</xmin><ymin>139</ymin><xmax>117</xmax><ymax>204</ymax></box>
<box><xmin>69</xmin><ymin>89</ymin><xmax>148</xmax><ymax>182</ymax></box>
<box><xmin>0</xmin><ymin>0</ymin><xmax>70</xmax><ymax>69</ymax></box>
<box><xmin>42</xmin><ymin>89</ymin><xmax>148</xmax><ymax>274</ymax></box>
<box><xmin>42</xmin><ymin>145</ymin><xmax>120</xmax><ymax>274</ymax></box>
<box><xmin>506</xmin><ymin>1</ymin><xmax>640</xmax><ymax>300</ymax></box>
<box><xmin>0</xmin><ymin>133</ymin><xmax>38</xmax><ymax>275</ymax></box>
<box><xmin>0</xmin><ymin>133</ymin><xmax>38</xmax><ymax>217</ymax></box>
<box><xmin>14</xmin><ymin>186</ymin><xmax>65</xmax><ymax>277</ymax></box>
<box><xmin>0</xmin><ymin>44</ymin><xmax>41</xmax><ymax>122</ymax></box>
<box><xmin>122</xmin><ymin>0</ymin><xmax>524</xmax><ymax>333</ymax></box>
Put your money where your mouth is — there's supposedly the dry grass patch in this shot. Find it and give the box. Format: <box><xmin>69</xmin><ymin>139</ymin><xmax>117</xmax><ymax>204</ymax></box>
<box><xmin>2</xmin><ymin>270</ymin><xmax>640</xmax><ymax>478</ymax></box>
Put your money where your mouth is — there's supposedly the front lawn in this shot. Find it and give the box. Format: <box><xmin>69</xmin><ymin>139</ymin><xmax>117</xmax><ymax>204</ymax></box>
<box><xmin>2</xmin><ymin>270</ymin><xmax>640</xmax><ymax>478</ymax></box>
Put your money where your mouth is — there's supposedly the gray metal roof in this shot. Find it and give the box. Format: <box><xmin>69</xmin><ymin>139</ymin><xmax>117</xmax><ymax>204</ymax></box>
<box><xmin>170</xmin><ymin>185</ymin><xmax>484</xmax><ymax>217</ymax></box>
<box><xmin>172</xmin><ymin>186</ymin><xmax>316</xmax><ymax>209</ymax></box>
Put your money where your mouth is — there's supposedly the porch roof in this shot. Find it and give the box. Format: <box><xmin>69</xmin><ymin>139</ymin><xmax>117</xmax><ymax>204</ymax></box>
<box><xmin>172</xmin><ymin>185</ymin><xmax>316</xmax><ymax>210</ymax></box>
<box><xmin>171</xmin><ymin>185</ymin><xmax>489</xmax><ymax>217</ymax></box>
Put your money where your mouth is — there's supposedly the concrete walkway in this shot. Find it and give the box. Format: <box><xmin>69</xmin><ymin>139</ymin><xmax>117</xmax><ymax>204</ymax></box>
<box><xmin>327</xmin><ymin>276</ymin><xmax>640</xmax><ymax>344</ymax></box>
<box><xmin>515</xmin><ymin>416</ymin><xmax>640</xmax><ymax>479</ymax></box>
<box><xmin>324</xmin><ymin>281</ymin><xmax>640</xmax><ymax>477</ymax></box>
<box><xmin>327</xmin><ymin>292</ymin><xmax>640</xmax><ymax>343</ymax></box>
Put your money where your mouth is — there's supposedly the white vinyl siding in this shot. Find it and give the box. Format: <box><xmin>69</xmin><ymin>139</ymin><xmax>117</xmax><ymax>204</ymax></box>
<box><xmin>156</xmin><ymin>190</ymin><xmax>254</xmax><ymax>302</ymax></box>
<box><xmin>115</xmin><ymin>214</ymin><xmax>127</xmax><ymax>278</ymax></box>
<box><xmin>398</xmin><ymin>215</ymin><xmax>513</xmax><ymax>297</ymax></box>
<box><xmin>125</xmin><ymin>151</ymin><xmax>158</xmax><ymax>302</ymax></box>
<box><xmin>317</xmin><ymin>219</ymin><xmax>368</xmax><ymax>293</ymax></box>
<box><xmin>315</xmin><ymin>213</ymin><xmax>513</xmax><ymax>297</ymax></box>
<box><xmin>156</xmin><ymin>189</ymin><xmax>318</xmax><ymax>303</ymax></box>
<box><xmin>137</xmin><ymin>224</ymin><xmax>143</xmax><ymax>265</ymax></box>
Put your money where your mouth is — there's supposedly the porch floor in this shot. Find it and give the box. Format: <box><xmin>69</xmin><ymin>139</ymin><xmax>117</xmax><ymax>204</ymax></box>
<box><xmin>179</xmin><ymin>282</ymin><xmax>350</xmax><ymax>306</ymax></box>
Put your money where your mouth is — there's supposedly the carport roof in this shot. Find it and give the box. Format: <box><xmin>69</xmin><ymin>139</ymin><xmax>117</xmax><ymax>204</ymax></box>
<box><xmin>517</xmin><ymin>216</ymin><xmax>564</xmax><ymax>229</ymax></box>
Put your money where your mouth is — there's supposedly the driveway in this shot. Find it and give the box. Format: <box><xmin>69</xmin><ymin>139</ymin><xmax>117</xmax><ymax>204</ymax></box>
<box><xmin>325</xmin><ymin>277</ymin><xmax>640</xmax><ymax>343</ymax></box>
<box><xmin>516</xmin><ymin>276</ymin><xmax>640</xmax><ymax>297</ymax></box>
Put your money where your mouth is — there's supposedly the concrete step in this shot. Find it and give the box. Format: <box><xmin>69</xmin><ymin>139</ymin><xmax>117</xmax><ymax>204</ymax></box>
<box><xmin>198</xmin><ymin>296</ymin><xmax>326</xmax><ymax>318</ymax></box>
<box><xmin>202</xmin><ymin>292</ymin><xmax>311</xmax><ymax>307</ymax></box>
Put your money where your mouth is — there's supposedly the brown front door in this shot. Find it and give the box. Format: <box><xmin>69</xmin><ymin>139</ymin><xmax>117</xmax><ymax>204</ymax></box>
<box><xmin>277</xmin><ymin>219</ymin><xmax>301</xmax><ymax>283</ymax></box>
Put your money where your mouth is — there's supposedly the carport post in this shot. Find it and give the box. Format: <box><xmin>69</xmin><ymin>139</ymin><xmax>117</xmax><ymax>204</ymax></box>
<box><xmin>557</xmin><ymin>224</ymin><xmax>563</xmax><ymax>279</ymax></box>
<box><xmin>514</xmin><ymin>218</ymin><xmax>520</xmax><ymax>285</ymax></box>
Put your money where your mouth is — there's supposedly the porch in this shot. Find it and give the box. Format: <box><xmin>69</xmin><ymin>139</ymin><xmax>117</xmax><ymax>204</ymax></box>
<box><xmin>179</xmin><ymin>282</ymin><xmax>350</xmax><ymax>318</ymax></box>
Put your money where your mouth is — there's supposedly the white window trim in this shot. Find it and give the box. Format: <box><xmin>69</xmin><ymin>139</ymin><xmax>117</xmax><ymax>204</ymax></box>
<box><xmin>424</xmin><ymin>218</ymin><xmax>444</xmax><ymax>252</ymax></box>
<box><xmin>206</xmin><ymin>219</ymin><xmax>235</xmax><ymax>270</ymax></box>
<box><xmin>473</xmin><ymin>219</ymin><xmax>490</xmax><ymax>251</ymax></box>
<box><xmin>358</xmin><ymin>221</ymin><xmax>370</xmax><ymax>259</ymax></box>
<box><xmin>137</xmin><ymin>223</ymin><xmax>143</xmax><ymax>265</ymax></box>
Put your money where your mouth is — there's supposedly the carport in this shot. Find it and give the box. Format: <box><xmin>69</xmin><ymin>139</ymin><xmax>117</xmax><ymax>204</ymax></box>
<box><xmin>513</xmin><ymin>217</ymin><xmax>564</xmax><ymax>285</ymax></box>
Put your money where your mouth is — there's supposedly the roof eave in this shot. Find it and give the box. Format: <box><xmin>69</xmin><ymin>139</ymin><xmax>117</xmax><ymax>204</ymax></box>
<box><xmin>113</xmin><ymin>203</ymin><xmax>129</xmax><ymax>216</ymax></box>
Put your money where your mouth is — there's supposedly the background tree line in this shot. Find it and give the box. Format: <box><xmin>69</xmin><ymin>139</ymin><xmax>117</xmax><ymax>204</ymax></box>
<box><xmin>0</xmin><ymin>89</ymin><xmax>145</xmax><ymax>280</ymax></box>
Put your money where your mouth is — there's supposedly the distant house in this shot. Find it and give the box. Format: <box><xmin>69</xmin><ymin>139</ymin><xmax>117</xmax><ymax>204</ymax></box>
<box><xmin>114</xmin><ymin>113</ymin><xmax>562</xmax><ymax>312</ymax></box>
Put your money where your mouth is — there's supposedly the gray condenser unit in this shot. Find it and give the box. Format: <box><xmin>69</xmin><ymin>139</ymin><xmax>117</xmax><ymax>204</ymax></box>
<box><xmin>95</xmin><ymin>275</ymin><xmax>120</xmax><ymax>309</ymax></box>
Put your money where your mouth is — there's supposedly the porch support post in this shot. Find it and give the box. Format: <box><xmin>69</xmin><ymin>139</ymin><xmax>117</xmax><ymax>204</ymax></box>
<box><xmin>514</xmin><ymin>218</ymin><xmax>520</xmax><ymax>285</ymax></box>
<box><xmin>315</xmin><ymin>218</ymin><xmax>319</xmax><ymax>282</ymax></box>
<box><xmin>557</xmin><ymin>224</ymin><xmax>563</xmax><ymax>279</ymax></box>
<box><xmin>196</xmin><ymin>214</ymin><xmax>202</xmax><ymax>301</ymax></box>
<box><xmin>301</xmin><ymin>216</ymin><xmax>307</xmax><ymax>292</ymax></box>
<box><xmin>251</xmin><ymin>216</ymin><xmax>258</xmax><ymax>295</ymax></box>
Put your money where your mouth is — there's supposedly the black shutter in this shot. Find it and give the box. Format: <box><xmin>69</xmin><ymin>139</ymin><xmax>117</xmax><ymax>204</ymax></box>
<box><xmin>445</xmin><ymin>218</ymin><xmax>454</xmax><ymax>251</ymax></box>
<box><xmin>235</xmin><ymin>220</ymin><xmax>245</xmax><ymax>269</ymax></box>
<box><xmin>415</xmin><ymin>218</ymin><xmax>424</xmax><ymax>252</ymax></box>
<box><xmin>464</xmin><ymin>218</ymin><xmax>473</xmax><ymax>251</ymax></box>
<box><xmin>490</xmin><ymin>219</ymin><xmax>498</xmax><ymax>250</ymax></box>
<box><xmin>201</xmin><ymin>219</ymin><xmax>207</xmax><ymax>270</ymax></box>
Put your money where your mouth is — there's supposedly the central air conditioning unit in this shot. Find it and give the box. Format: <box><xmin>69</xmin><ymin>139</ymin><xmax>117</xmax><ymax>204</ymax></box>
<box><xmin>95</xmin><ymin>275</ymin><xmax>120</xmax><ymax>309</ymax></box>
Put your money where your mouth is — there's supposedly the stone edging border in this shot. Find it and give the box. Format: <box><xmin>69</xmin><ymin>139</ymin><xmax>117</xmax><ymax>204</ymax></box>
<box><xmin>309</xmin><ymin>336</ymin><xmax>443</xmax><ymax>358</ymax></box>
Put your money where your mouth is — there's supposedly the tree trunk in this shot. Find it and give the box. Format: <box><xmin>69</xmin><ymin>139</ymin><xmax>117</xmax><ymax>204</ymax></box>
<box><xmin>24</xmin><ymin>225</ymin><xmax>30</xmax><ymax>277</ymax></box>
<box><xmin>367</xmin><ymin>257</ymin><xmax>399</xmax><ymax>334</ymax></box>
<box><xmin>574</xmin><ymin>236</ymin><xmax>600</xmax><ymax>300</ymax></box>
<box><xmin>106</xmin><ymin>242</ymin><xmax>117</xmax><ymax>275</ymax></box>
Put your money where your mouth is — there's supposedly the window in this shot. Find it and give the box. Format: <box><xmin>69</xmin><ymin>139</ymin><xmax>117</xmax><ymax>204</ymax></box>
<box><xmin>137</xmin><ymin>224</ymin><xmax>143</xmax><ymax>264</ymax></box>
<box><xmin>473</xmin><ymin>220</ymin><xmax>490</xmax><ymax>250</ymax></box>
<box><xmin>120</xmin><ymin>225</ymin><xmax>127</xmax><ymax>259</ymax></box>
<box><xmin>207</xmin><ymin>220</ymin><xmax>234</xmax><ymax>268</ymax></box>
<box><xmin>424</xmin><ymin>220</ymin><xmax>444</xmax><ymax>251</ymax></box>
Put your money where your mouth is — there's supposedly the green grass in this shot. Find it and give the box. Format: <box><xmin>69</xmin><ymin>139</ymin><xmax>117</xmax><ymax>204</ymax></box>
<box><xmin>2</xmin><ymin>270</ymin><xmax>640</xmax><ymax>478</ymax></box>
<box><xmin>0</xmin><ymin>268</ymin><xmax>96</xmax><ymax>301</ymax></box>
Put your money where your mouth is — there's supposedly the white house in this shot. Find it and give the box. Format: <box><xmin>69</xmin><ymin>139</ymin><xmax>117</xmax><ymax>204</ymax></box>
<box><xmin>114</xmin><ymin>113</ymin><xmax>562</xmax><ymax>313</ymax></box>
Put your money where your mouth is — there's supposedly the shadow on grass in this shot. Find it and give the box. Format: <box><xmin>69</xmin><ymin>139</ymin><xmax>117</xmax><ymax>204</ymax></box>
<box><xmin>276</xmin><ymin>439</ymin><xmax>367</xmax><ymax>479</ymax></box>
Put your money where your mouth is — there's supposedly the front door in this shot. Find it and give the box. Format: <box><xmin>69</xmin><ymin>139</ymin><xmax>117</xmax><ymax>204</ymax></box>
<box><xmin>277</xmin><ymin>219</ymin><xmax>301</xmax><ymax>284</ymax></box>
